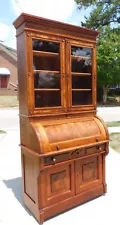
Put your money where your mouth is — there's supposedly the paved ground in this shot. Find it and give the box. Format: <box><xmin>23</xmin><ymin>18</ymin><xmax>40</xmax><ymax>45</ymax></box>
<box><xmin>0</xmin><ymin>107</ymin><xmax>120</xmax><ymax>225</ymax></box>
<box><xmin>97</xmin><ymin>106</ymin><xmax>120</xmax><ymax>122</ymax></box>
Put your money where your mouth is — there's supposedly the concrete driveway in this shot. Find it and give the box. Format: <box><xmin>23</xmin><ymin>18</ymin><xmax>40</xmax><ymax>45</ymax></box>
<box><xmin>0</xmin><ymin>107</ymin><xmax>120</xmax><ymax>225</ymax></box>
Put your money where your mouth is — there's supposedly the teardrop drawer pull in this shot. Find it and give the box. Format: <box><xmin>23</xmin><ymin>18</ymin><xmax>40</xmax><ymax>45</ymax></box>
<box><xmin>52</xmin><ymin>157</ymin><xmax>56</xmax><ymax>162</ymax></box>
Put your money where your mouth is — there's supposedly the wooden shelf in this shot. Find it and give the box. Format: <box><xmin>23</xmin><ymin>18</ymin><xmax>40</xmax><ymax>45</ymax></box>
<box><xmin>34</xmin><ymin>70</ymin><xmax>59</xmax><ymax>74</ymax></box>
<box><xmin>71</xmin><ymin>72</ymin><xmax>91</xmax><ymax>76</ymax></box>
<box><xmin>72</xmin><ymin>89</ymin><xmax>91</xmax><ymax>91</ymax></box>
<box><xmin>34</xmin><ymin>88</ymin><xmax>60</xmax><ymax>91</ymax></box>
<box><xmin>71</xmin><ymin>55</ymin><xmax>91</xmax><ymax>60</ymax></box>
<box><xmin>33</xmin><ymin>50</ymin><xmax>59</xmax><ymax>57</ymax></box>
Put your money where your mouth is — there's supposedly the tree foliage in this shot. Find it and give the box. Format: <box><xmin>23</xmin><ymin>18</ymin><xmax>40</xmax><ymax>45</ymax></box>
<box><xmin>75</xmin><ymin>0</ymin><xmax>120</xmax><ymax>29</ymax></box>
<box><xmin>97</xmin><ymin>26</ymin><xmax>120</xmax><ymax>103</ymax></box>
<box><xmin>97</xmin><ymin>26</ymin><xmax>120</xmax><ymax>87</ymax></box>
<box><xmin>75</xmin><ymin>0</ymin><xmax>120</xmax><ymax>103</ymax></box>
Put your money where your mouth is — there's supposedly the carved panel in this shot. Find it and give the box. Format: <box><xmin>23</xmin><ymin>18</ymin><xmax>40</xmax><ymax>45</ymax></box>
<box><xmin>83</xmin><ymin>161</ymin><xmax>97</xmax><ymax>182</ymax></box>
<box><xmin>75</xmin><ymin>155</ymin><xmax>102</xmax><ymax>194</ymax></box>
<box><xmin>44</xmin><ymin>161</ymin><xmax>74</xmax><ymax>206</ymax></box>
<box><xmin>51</xmin><ymin>170</ymin><xmax>66</xmax><ymax>193</ymax></box>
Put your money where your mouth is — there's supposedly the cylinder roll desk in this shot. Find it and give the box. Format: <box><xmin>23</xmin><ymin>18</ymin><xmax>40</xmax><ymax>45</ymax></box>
<box><xmin>13</xmin><ymin>13</ymin><xmax>109</xmax><ymax>224</ymax></box>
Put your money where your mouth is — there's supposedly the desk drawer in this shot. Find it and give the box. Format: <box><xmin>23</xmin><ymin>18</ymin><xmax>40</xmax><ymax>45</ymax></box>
<box><xmin>45</xmin><ymin>153</ymin><xmax>69</xmax><ymax>165</ymax></box>
<box><xmin>85</xmin><ymin>145</ymin><xmax>104</xmax><ymax>155</ymax></box>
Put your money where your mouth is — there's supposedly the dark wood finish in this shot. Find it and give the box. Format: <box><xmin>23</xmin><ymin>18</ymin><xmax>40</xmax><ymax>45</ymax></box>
<box><xmin>13</xmin><ymin>13</ymin><xmax>109</xmax><ymax>224</ymax></box>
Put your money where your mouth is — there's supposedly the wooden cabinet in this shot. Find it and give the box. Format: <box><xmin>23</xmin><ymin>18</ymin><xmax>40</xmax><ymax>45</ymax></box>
<box><xmin>13</xmin><ymin>13</ymin><xmax>109</xmax><ymax>224</ymax></box>
<box><xmin>22</xmin><ymin>32</ymin><xmax>97</xmax><ymax>115</ymax></box>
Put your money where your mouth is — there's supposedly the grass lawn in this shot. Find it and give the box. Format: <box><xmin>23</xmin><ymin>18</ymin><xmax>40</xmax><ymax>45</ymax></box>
<box><xmin>106</xmin><ymin>121</ymin><xmax>120</xmax><ymax>127</ymax></box>
<box><xmin>0</xmin><ymin>96</ymin><xmax>19</xmax><ymax>108</ymax></box>
<box><xmin>108</xmin><ymin>95</ymin><xmax>120</xmax><ymax>103</ymax></box>
<box><xmin>110</xmin><ymin>133</ymin><xmax>120</xmax><ymax>153</ymax></box>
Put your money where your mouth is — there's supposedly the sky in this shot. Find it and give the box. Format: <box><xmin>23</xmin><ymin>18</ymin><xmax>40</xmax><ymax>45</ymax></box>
<box><xmin>0</xmin><ymin>0</ymin><xmax>91</xmax><ymax>49</ymax></box>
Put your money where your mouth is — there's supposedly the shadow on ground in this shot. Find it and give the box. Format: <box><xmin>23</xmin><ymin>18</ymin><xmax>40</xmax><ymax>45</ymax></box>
<box><xmin>3</xmin><ymin>177</ymin><xmax>31</xmax><ymax>216</ymax></box>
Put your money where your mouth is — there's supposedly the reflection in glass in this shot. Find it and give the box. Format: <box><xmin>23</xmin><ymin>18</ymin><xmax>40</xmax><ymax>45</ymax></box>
<box><xmin>72</xmin><ymin>58</ymin><xmax>92</xmax><ymax>73</ymax></box>
<box><xmin>35</xmin><ymin>91</ymin><xmax>61</xmax><ymax>107</ymax></box>
<box><xmin>33</xmin><ymin>55</ymin><xmax>60</xmax><ymax>71</ymax></box>
<box><xmin>33</xmin><ymin>40</ymin><xmax>59</xmax><ymax>53</ymax></box>
<box><xmin>71</xmin><ymin>46</ymin><xmax>92</xmax><ymax>73</ymax></box>
<box><xmin>72</xmin><ymin>91</ymin><xmax>92</xmax><ymax>105</ymax></box>
<box><xmin>34</xmin><ymin>72</ymin><xmax>60</xmax><ymax>89</ymax></box>
<box><xmin>72</xmin><ymin>76</ymin><xmax>92</xmax><ymax>89</ymax></box>
<box><xmin>71</xmin><ymin>46</ymin><xmax>92</xmax><ymax>57</ymax></box>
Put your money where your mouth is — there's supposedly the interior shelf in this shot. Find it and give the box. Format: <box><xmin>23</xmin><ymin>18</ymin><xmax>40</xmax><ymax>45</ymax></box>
<box><xmin>33</xmin><ymin>50</ymin><xmax>59</xmax><ymax>57</ymax></box>
<box><xmin>71</xmin><ymin>55</ymin><xmax>91</xmax><ymax>60</ymax></box>
<box><xmin>34</xmin><ymin>88</ymin><xmax>60</xmax><ymax>91</ymax></box>
<box><xmin>72</xmin><ymin>89</ymin><xmax>91</xmax><ymax>91</ymax></box>
<box><xmin>33</xmin><ymin>70</ymin><xmax>60</xmax><ymax>74</ymax></box>
<box><xmin>71</xmin><ymin>72</ymin><xmax>91</xmax><ymax>76</ymax></box>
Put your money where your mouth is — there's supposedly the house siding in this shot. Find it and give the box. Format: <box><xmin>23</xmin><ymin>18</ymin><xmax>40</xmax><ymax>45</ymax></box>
<box><xmin>0</xmin><ymin>50</ymin><xmax>17</xmax><ymax>95</ymax></box>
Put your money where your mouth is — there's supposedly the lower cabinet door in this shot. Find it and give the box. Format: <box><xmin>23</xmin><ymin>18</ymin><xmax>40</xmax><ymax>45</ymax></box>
<box><xmin>75</xmin><ymin>155</ymin><xmax>103</xmax><ymax>194</ymax></box>
<box><xmin>43</xmin><ymin>161</ymin><xmax>75</xmax><ymax>206</ymax></box>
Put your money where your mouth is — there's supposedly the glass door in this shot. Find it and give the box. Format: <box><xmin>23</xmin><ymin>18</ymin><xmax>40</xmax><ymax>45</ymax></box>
<box><xmin>30</xmin><ymin>35</ymin><xmax>66</xmax><ymax>114</ymax></box>
<box><xmin>66</xmin><ymin>40</ymin><xmax>96</xmax><ymax>112</ymax></box>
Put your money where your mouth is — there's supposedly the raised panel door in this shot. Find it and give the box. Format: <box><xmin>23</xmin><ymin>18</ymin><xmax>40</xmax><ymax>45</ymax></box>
<box><xmin>41</xmin><ymin>161</ymin><xmax>75</xmax><ymax>207</ymax></box>
<box><xmin>75</xmin><ymin>155</ymin><xmax>103</xmax><ymax>194</ymax></box>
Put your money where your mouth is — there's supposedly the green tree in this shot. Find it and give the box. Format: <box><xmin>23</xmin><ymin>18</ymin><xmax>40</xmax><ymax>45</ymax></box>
<box><xmin>97</xmin><ymin>26</ymin><xmax>120</xmax><ymax>103</ymax></box>
<box><xmin>75</xmin><ymin>0</ymin><xmax>120</xmax><ymax>103</ymax></box>
<box><xmin>75</xmin><ymin>0</ymin><xmax>120</xmax><ymax>29</ymax></box>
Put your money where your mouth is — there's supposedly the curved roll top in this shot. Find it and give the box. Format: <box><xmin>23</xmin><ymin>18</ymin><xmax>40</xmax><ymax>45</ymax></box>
<box><xmin>30</xmin><ymin>116</ymin><xmax>108</xmax><ymax>153</ymax></box>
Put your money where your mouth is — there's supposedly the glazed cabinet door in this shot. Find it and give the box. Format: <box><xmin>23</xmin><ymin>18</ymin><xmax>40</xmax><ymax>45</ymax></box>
<box><xmin>39</xmin><ymin>161</ymin><xmax>75</xmax><ymax>207</ymax></box>
<box><xmin>75</xmin><ymin>155</ymin><xmax>103</xmax><ymax>194</ymax></box>
<box><xmin>66</xmin><ymin>39</ymin><xmax>96</xmax><ymax>112</ymax></box>
<box><xmin>27</xmin><ymin>33</ymin><xmax>66</xmax><ymax>115</ymax></box>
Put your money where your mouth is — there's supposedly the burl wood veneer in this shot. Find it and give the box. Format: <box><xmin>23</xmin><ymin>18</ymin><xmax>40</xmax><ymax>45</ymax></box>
<box><xmin>13</xmin><ymin>13</ymin><xmax>109</xmax><ymax>224</ymax></box>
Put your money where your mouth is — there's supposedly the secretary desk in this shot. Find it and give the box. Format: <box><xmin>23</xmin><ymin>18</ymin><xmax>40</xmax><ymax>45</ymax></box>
<box><xmin>13</xmin><ymin>13</ymin><xmax>109</xmax><ymax>224</ymax></box>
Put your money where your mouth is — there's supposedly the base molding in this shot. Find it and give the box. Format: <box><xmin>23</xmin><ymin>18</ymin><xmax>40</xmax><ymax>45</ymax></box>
<box><xmin>24</xmin><ymin>184</ymin><xmax>104</xmax><ymax>223</ymax></box>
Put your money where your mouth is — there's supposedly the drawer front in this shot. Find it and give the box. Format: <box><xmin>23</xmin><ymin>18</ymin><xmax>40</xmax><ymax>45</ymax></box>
<box><xmin>44</xmin><ymin>145</ymin><xmax>105</xmax><ymax>166</ymax></box>
<box><xmin>45</xmin><ymin>153</ymin><xmax>69</xmax><ymax>165</ymax></box>
<box><xmin>85</xmin><ymin>145</ymin><xmax>104</xmax><ymax>155</ymax></box>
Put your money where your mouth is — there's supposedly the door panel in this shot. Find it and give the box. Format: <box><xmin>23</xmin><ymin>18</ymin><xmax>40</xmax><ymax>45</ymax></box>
<box><xmin>27</xmin><ymin>33</ymin><xmax>66</xmax><ymax>114</ymax></box>
<box><xmin>1</xmin><ymin>76</ymin><xmax>7</xmax><ymax>88</ymax></box>
<box><xmin>75</xmin><ymin>155</ymin><xmax>103</xmax><ymax>194</ymax></box>
<box><xmin>44</xmin><ymin>161</ymin><xmax>75</xmax><ymax>206</ymax></box>
<box><xmin>66</xmin><ymin>39</ymin><xmax>95</xmax><ymax>111</ymax></box>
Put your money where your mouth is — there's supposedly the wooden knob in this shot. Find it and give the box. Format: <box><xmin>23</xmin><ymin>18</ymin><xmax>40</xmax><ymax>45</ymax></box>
<box><xmin>56</xmin><ymin>145</ymin><xmax>60</xmax><ymax>150</ymax></box>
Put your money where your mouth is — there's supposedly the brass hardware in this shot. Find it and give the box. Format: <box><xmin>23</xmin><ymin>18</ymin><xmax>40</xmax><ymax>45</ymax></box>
<box><xmin>52</xmin><ymin>157</ymin><xmax>56</xmax><ymax>162</ymax></box>
<box><xmin>96</xmin><ymin>138</ymin><xmax>99</xmax><ymax>142</ymax></box>
<box><xmin>98</xmin><ymin>146</ymin><xmax>102</xmax><ymax>151</ymax></box>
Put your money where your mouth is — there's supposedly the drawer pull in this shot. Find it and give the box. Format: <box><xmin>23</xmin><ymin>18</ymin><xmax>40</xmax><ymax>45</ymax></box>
<box><xmin>56</xmin><ymin>145</ymin><xmax>60</xmax><ymax>150</ymax></box>
<box><xmin>97</xmin><ymin>146</ymin><xmax>102</xmax><ymax>151</ymax></box>
<box><xmin>52</xmin><ymin>157</ymin><xmax>56</xmax><ymax>162</ymax></box>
